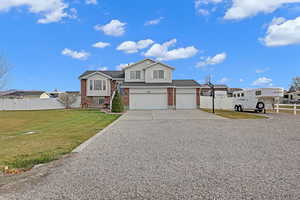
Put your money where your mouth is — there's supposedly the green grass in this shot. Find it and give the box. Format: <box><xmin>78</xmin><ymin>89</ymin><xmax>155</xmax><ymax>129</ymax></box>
<box><xmin>201</xmin><ymin>109</ymin><xmax>268</xmax><ymax>119</ymax></box>
<box><xmin>0</xmin><ymin>109</ymin><xmax>120</xmax><ymax>169</ymax></box>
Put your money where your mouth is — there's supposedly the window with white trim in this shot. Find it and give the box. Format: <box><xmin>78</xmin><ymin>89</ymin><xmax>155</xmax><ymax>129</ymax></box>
<box><xmin>89</xmin><ymin>80</ymin><xmax>93</xmax><ymax>90</ymax></box>
<box><xmin>94</xmin><ymin>80</ymin><xmax>102</xmax><ymax>90</ymax></box>
<box><xmin>153</xmin><ymin>70</ymin><xmax>164</xmax><ymax>79</ymax></box>
<box><xmin>89</xmin><ymin>80</ymin><xmax>107</xmax><ymax>91</ymax></box>
<box><xmin>130</xmin><ymin>71</ymin><xmax>141</xmax><ymax>80</ymax></box>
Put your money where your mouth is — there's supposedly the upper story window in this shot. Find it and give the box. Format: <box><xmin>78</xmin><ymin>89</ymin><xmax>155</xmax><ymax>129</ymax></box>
<box><xmin>90</xmin><ymin>80</ymin><xmax>106</xmax><ymax>91</ymax></box>
<box><xmin>153</xmin><ymin>70</ymin><xmax>164</xmax><ymax>79</ymax></box>
<box><xmin>130</xmin><ymin>71</ymin><xmax>141</xmax><ymax>80</ymax></box>
<box><xmin>89</xmin><ymin>80</ymin><xmax>93</xmax><ymax>90</ymax></box>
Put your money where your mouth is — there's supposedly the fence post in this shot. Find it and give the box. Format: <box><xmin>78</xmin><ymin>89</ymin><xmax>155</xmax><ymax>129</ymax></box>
<box><xmin>294</xmin><ymin>104</ymin><xmax>297</xmax><ymax>115</ymax></box>
<box><xmin>276</xmin><ymin>104</ymin><xmax>279</xmax><ymax>113</ymax></box>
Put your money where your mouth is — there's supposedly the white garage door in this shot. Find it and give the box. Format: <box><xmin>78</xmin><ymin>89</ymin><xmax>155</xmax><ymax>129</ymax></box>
<box><xmin>130</xmin><ymin>89</ymin><xmax>168</xmax><ymax>110</ymax></box>
<box><xmin>176</xmin><ymin>89</ymin><xmax>197</xmax><ymax>109</ymax></box>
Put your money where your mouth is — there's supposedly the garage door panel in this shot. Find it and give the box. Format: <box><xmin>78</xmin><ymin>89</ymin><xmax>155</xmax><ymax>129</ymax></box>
<box><xmin>129</xmin><ymin>89</ymin><xmax>168</xmax><ymax>110</ymax></box>
<box><xmin>176</xmin><ymin>89</ymin><xmax>197</xmax><ymax>109</ymax></box>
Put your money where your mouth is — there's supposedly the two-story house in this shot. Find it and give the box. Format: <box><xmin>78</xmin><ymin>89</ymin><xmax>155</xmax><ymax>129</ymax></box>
<box><xmin>79</xmin><ymin>59</ymin><xmax>201</xmax><ymax>110</ymax></box>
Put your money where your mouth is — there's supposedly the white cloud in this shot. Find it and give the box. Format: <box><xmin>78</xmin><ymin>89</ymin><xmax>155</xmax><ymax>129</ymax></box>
<box><xmin>117</xmin><ymin>39</ymin><xmax>154</xmax><ymax>54</ymax></box>
<box><xmin>115</xmin><ymin>63</ymin><xmax>133</xmax><ymax>70</ymax></box>
<box><xmin>252</xmin><ymin>77</ymin><xmax>273</xmax><ymax>86</ymax></box>
<box><xmin>0</xmin><ymin>0</ymin><xmax>76</xmax><ymax>24</ymax></box>
<box><xmin>99</xmin><ymin>67</ymin><xmax>108</xmax><ymax>71</ymax></box>
<box><xmin>86</xmin><ymin>0</ymin><xmax>98</xmax><ymax>5</ymax></box>
<box><xmin>224</xmin><ymin>0</ymin><xmax>300</xmax><ymax>20</ymax></box>
<box><xmin>145</xmin><ymin>17</ymin><xmax>164</xmax><ymax>26</ymax></box>
<box><xmin>144</xmin><ymin>39</ymin><xmax>198</xmax><ymax>61</ymax></box>
<box><xmin>220</xmin><ymin>77</ymin><xmax>229</xmax><ymax>83</ymax></box>
<box><xmin>62</xmin><ymin>48</ymin><xmax>90</xmax><ymax>60</ymax></box>
<box><xmin>196</xmin><ymin>52</ymin><xmax>227</xmax><ymax>68</ymax></box>
<box><xmin>194</xmin><ymin>0</ymin><xmax>223</xmax><ymax>15</ymax></box>
<box><xmin>240</xmin><ymin>78</ymin><xmax>244</xmax><ymax>82</ymax></box>
<box><xmin>262</xmin><ymin>16</ymin><xmax>300</xmax><ymax>46</ymax></box>
<box><xmin>94</xmin><ymin>19</ymin><xmax>126</xmax><ymax>37</ymax></box>
<box><xmin>92</xmin><ymin>42</ymin><xmax>110</xmax><ymax>48</ymax></box>
<box><xmin>197</xmin><ymin>9</ymin><xmax>210</xmax><ymax>16</ymax></box>
<box><xmin>255</xmin><ymin>67</ymin><xmax>270</xmax><ymax>73</ymax></box>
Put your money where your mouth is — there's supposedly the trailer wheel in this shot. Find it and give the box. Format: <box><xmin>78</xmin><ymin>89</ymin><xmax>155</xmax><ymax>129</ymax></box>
<box><xmin>256</xmin><ymin>102</ymin><xmax>265</xmax><ymax>110</ymax></box>
<box><xmin>238</xmin><ymin>106</ymin><xmax>243</xmax><ymax>112</ymax></box>
<box><xmin>234</xmin><ymin>105</ymin><xmax>239</xmax><ymax>112</ymax></box>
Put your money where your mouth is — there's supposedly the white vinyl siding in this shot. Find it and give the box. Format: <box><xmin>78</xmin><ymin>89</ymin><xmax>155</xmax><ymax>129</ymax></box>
<box><xmin>145</xmin><ymin>63</ymin><xmax>172</xmax><ymax>83</ymax></box>
<box><xmin>125</xmin><ymin>61</ymin><xmax>154</xmax><ymax>82</ymax></box>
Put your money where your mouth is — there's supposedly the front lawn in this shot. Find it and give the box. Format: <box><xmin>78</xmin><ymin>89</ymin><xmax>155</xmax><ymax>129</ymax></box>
<box><xmin>201</xmin><ymin>109</ymin><xmax>268</xmax><ymax>119</ymax></box>
<box><xmin>0</xmin><ymin>109</ymin><xmax>120</xmax><ymax>170</ymax></box>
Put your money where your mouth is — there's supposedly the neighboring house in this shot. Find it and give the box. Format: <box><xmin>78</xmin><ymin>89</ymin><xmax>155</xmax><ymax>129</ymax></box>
<box><xmin>0</xmin><ymin>90</ymin><xmax>45</xmax><ymax>99</ymax></box>
<box><xmin>199</xmin><ymin>84</ymin><xmax>229</xmax><ymax>96</ymax></box>
<box><xmin>40</xmin><ymin>91</ymin><xmax>63</xmax><ymax>99</ymax></box>
<box><xmin>282</xmin><ymin>90</ymin><xmax>300</xmax><ymax>104</ymax></box>
<box><xmin>79</xmin><ymin>59</ymin><xmax>201</xmax><ymax>110</ymax></box>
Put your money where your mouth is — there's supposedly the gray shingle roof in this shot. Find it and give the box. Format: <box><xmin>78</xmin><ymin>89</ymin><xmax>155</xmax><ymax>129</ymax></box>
<box><xmin>79</xmin><ymin>71</ymin><xmax>124</xmax><ymax>79</ymax></box>
<box><xmin>122</xmin><ymin>80</ymin><xmax>200</xmax><ymax>87</ymax></box>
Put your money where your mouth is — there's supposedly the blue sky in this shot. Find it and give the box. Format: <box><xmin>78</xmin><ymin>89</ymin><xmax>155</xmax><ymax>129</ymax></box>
<box><xmin>1</xmin><ymin>0</ymin><xmax>300</xmax><ymax>91</ymax></box>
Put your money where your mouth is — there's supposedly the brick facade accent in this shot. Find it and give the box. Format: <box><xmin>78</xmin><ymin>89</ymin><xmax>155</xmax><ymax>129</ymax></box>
<box><xmin>80</xmin><ymin>79</ymin><xmax>88</xmax><ymax>108</ymax></box>
<box><xmin>167</xmin><ymin>88</ymin><xmax>175</xmax><ymax>107</ymax></box>
<box><xmin>122</xmin><ymin>88</ymin><xmax>129</xmax><ymax>107</ymax></box>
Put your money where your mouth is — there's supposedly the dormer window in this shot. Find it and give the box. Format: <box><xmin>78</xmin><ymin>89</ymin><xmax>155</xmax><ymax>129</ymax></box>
<box><xmin>130</xmin><ymin>71</ymin><xmax>141</xmax><ymax>80</ymax></box>
<box><xmin>153</xmin><ymin>70</ymin><xmax>164</xmax><ymax>79</ymax></box>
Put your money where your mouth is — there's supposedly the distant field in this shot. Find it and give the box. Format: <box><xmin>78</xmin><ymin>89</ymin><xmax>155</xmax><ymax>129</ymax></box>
<box><xmin>0</xmin><ymin>109</ymin><xmax>120</xmax><ymax>170</ymax></box>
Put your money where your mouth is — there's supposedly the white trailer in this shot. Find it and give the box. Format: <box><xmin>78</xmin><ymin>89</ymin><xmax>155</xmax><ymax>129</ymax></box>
<box><xmin>233</xmin><ymin>88</ymin><xmax>284</xmax><ymax>112</ymax></box>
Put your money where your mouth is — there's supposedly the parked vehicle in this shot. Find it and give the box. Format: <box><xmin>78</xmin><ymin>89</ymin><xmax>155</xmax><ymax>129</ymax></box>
<box><xmin>233</xmin><ymin>88</ymin><xmax>284</xmax><ymax>112</ymax></box>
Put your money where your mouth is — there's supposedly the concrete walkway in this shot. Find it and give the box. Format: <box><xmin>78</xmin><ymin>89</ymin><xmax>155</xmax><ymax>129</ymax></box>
<box><xmin>1</xmin><ymin>110</ymin><xmax>299</xmax><ymax>200</ymax></box>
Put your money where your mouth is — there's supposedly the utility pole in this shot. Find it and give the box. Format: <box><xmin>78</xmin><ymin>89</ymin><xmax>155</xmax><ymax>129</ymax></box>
<box><xmin>211</xmin><ymin>84</ymin><xmax>215</xmax><ymax>113</ymax></box>
<box><xmin>206</xmin><ymin>75</ymin><xmax>215</xmax><ymax>114</ymax></box>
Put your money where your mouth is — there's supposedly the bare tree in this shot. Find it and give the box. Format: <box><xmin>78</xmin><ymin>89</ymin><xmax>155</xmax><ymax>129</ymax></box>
<box><xmin>290</xmin><ymin>77</ymin><xmax>300</xmax><ymax>92</ymax></box>
<box><xmin>57</xmin><ymin>93</ymin><xmax>77</xmax><ymax>109</ymax></box>
<box><xmin>0</xmin><ymin>56</ymin><xmax>9</xmax><ymax>90</ymax></box>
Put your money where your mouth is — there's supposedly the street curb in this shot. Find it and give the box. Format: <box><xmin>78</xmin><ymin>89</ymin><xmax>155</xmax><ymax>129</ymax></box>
<box><xmin>72</xmin><ymin>114</ymin><xmax>124</xmax><ymax>153</ymax></box>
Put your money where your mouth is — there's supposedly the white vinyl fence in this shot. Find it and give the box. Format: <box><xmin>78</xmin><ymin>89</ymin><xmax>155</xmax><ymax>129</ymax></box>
<box><xmin>200</xmin><ymin>96</ymin><xmax>234</xmax><ymax>110</ymax></box>
<box><xmin>0</xmin><ymin>97</ymin><xmax>81</xmax><ymax>111</ymax></box>
<box><xmin>275</xmin><ymin>104</ymin><xmax>300</xmax><ymax>115</ymax></box>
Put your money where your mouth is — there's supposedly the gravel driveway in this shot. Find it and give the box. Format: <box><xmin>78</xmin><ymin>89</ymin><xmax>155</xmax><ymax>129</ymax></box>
<box><xmin>1</xmin><ymin>110</ymin><xmax>299</xmax><ymax>200</ymax></box>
